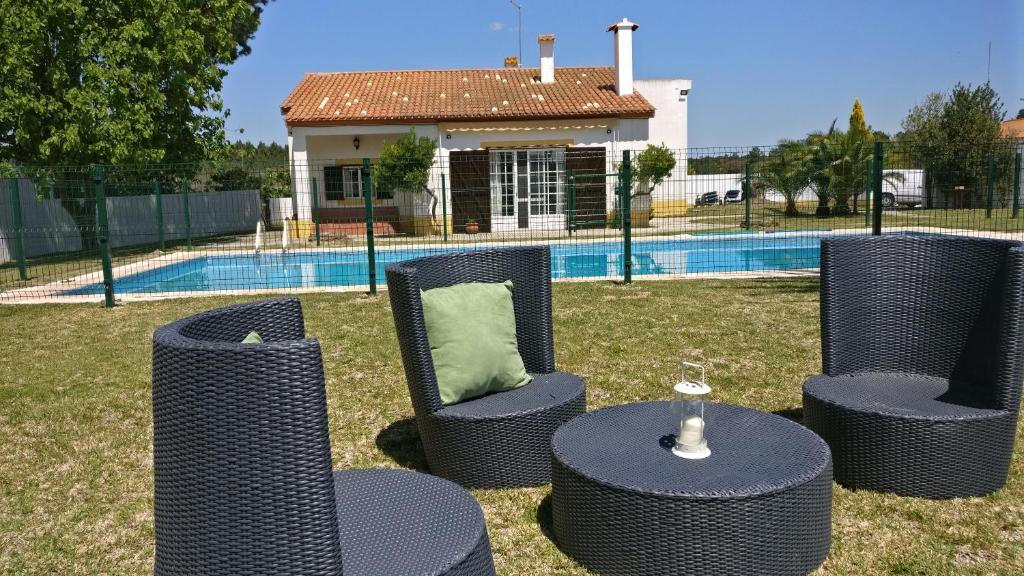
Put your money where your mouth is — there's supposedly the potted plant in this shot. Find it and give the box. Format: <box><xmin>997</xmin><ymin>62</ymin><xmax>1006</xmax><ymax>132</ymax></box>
<box><xmin>464</xmin><ymin>219</ymin><xmax>480</xmax><ymax>234</ymax></box>
<box><xmin>630</xmin><ymin>144</ymin><xmax>676</xmax><ymax>228</ymax></box>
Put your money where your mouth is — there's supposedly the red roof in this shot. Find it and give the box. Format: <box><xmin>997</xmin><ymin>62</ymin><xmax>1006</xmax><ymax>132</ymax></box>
<box><xmin>280</xmin><ymin>66</ymin><xmax>655</xmax><ymax>126</ymax></box>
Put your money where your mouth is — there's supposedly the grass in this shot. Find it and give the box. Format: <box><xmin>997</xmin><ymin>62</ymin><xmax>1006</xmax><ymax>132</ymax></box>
<box><xmin>1</xmin><ymin>281</ymin><xmax>1023</xmax><ymax>575</ymax></box>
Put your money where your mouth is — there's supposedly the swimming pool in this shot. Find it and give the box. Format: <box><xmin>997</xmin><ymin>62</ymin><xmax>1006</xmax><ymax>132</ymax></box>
<box><xmin>68</xmin><ymin>232</ymin><xmax>867</xmax><ymax>295</ymax></box>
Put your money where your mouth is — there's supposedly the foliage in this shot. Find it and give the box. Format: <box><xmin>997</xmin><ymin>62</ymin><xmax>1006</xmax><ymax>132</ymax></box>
<box><xmin>751</xmin><ymin>140</ymin><xmax>811</xmax><ymax>216</ymax></box>
<box><xmin>0</xmin><ymin>0</ymin><xmax>270</xmax><ymax>167</ymax></box>
<box><xmin>209</xmin><ymin>140</ymin><xmax>290</xmax><ymax>197</ymax></box>
<box><xmin>898</xmin><ymin>83</ymin><xmax>1012</xmax><ymax>205</ymax></box>
<box><xmin>0</xmin><ymin>160</ymin><xmax>16</xmax><ymax>179</ymax></box>
<box><xmin>631</xmin><ymin>144</ymin><xmax>676</xmax><ymax>196</ymax></box>
<box><xmin>688</xmin><ymin>148</ymin><xmax>764</xmax><ymax>175</ymax></box>
<box><xmin>373</xmin><ymin>129</ymin><xmax>436</xmax><ymax>197</ymax></box>
<box><xmin>849</xmin><ymin>99</ymin><xmax>870</xmax><ymax>141</ymax></box>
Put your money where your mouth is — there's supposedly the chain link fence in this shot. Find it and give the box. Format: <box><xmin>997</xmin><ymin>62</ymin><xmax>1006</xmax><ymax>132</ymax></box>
<box><xmin>2</xmin><ymin>139</ymin><xmax>1022</xmax><ymax>304</ymax></box>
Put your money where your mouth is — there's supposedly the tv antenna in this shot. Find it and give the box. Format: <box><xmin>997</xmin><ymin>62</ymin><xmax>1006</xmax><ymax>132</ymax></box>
<box><xmin>987</xmin><ymin>40</ymin><xmax>991</xmax><ymax>84</ymax></box>
<box><xmin>510</xmin><ymin>1</ymin><xmax>522</xmax><ymax>66</ymax></box>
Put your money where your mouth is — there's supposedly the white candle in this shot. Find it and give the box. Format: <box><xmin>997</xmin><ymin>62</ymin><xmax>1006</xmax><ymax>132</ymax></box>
<box><xmin>679</xmin><ymin>415</ymin><xmax>704</xmax><ymax>446</ymax></box>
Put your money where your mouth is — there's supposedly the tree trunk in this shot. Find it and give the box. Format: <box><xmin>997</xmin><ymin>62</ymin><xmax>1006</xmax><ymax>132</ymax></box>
<box><xmin>784</xmin><ymin>197</ymin><xmax>800</xmax><ymax>217</ymax></box>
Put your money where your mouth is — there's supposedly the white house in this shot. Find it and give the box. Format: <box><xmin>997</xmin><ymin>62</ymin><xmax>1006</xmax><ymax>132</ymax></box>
<box><xmin>280</xmin><ymin>18</ymin><xmax>691</xmax><ymax>236</ymax></box>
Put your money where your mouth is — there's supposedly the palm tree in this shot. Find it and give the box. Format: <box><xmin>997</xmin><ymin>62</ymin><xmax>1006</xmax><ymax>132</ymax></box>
<box><xmin>751</xmin><ymin>140</ymin><xmax>811</xmax><ymax>217</ymax></box>
<box><xmin>805</xmin><ymin>122</ymin><xmax>903</xmax><ymax>216</ymax></box>
<box><xmin>804</xmin><ymin>123</ymin><xmax>840</xmax><ymax>216</ymax></box>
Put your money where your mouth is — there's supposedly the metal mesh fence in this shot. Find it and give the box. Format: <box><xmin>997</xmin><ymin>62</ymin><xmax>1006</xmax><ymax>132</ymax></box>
<box><xmin>1</xmin><ymin>139</ymin><xmax>1021</xmax><ymax>304</ymax></box>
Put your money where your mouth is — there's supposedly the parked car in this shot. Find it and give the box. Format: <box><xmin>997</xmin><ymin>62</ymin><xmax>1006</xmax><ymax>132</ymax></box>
<box><xmin>696</xmin><ymin>191</ymin><xmax>720</xmax><ymax>206</ymax></box>
<box><xmin>880</xmin><ymin>169</ymin><xmax>925</xmax><ymax>208</ymax></box>
<box><xmin>723</xmin><ymin>189</ymin><xmax>743</xmax><ymax>204</ymax></box>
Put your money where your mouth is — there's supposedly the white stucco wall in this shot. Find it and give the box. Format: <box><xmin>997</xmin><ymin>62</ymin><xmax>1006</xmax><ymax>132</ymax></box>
<box><xmin>283</xmin><ymin>79</ymin><xmax>691</xmax><ymax>229</ymax></box>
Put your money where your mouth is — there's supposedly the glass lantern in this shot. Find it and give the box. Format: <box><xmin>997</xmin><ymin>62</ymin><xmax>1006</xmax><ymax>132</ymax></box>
<box><xmin>671</xmin><ymin>361</ymin><xmax>711</xmax><ymax>459</ymax></box>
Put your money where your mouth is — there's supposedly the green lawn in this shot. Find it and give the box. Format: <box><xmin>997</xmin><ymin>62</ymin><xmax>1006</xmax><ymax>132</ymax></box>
<box><xmin>1</xmin><ymin>281</ymin><xmax>1022</xmax><ymax>575</ymax></box>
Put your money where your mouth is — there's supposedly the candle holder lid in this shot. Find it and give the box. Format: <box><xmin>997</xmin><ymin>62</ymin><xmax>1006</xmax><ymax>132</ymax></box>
<box><xmin>674</xmin><ymin>361</ymin><xmax>711</xmax><ymax>395</ymax></box>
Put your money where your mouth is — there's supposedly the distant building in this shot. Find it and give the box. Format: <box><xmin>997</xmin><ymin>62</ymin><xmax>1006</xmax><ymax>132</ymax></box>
<box><xmin>280</xmin><ymin>18</ymin><xmax>690</xmax><ymax>236</ymax></box>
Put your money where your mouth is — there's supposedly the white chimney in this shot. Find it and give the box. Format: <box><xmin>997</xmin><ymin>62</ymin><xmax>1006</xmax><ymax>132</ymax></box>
<box><xmin>607</xmin><ymin>18</ymin><xmax>638</xmax><ymax>96</ymax></box>
<box><xmin>538</xmin><ymin>34</ymin><xmax>555</xmax><ymax>83</ymax></box>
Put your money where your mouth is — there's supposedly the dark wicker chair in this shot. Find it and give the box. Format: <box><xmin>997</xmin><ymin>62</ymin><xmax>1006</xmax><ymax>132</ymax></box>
<box><xmin>152</xmin><ymin>298</ymin><xmax>496</xmax><ymax>576</ymax></box>
<box><xmin>385</xmin><ymin>246</ymin><xmax>586</xmax><ymax>488</ymax></box>
<box><xmin>803</xmin><ymin>236</ymin><xmax>1024</xmax><ymax>498</ymax></box>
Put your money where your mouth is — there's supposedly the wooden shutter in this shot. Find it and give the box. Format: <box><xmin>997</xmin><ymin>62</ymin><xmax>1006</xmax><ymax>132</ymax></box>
<box><xmin>449</xmin><ymin>150</ymin><xmax>492</xmax><ymax>233</ymax></box>
<box><xmin>565</xmin><ymin>147</ymin><xmax>608</xmax><ymax>226</ymax></box>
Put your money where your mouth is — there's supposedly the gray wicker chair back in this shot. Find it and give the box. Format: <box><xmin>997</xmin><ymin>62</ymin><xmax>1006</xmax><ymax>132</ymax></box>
<box><xmin>152</xmin><ymin>298</ymin><xmax>343</xmax><ymax>575</ymax></box>
<box><xmin>821</xmin><ymin>236</ymin><xmax>1024</xmax><ymax>412</ymax></box>
<box><xmin>385</xmin><ymin>246</ymin><xmax>556</xmax><ymax>416</ymax></box>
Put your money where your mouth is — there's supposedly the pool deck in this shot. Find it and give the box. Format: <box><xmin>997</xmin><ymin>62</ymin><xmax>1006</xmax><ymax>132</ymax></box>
<box><xmin>1</xmin><ymin>226</ymin><xmax>1017</xmax><ymax>305</ymax></box>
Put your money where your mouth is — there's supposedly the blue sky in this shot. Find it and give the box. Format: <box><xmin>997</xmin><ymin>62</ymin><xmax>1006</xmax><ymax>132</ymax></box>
<box><xmin>222</xmin><ymin>0</ymin><xmax>1022</xmax><ymax>148</ymax></box>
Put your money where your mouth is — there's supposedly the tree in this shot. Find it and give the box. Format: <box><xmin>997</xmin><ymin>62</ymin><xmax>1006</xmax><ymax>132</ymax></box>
<box><xmin>373</xmin><ymin>129</ymin><xmax>438</xmax><ymax>223</ymax></box>
<box><xmin>0</xmin><ymin>0</ymin><xmax>270</xmax><ymax>166</ymax></box>
<box><xmin>631</xmin><ymin>144</ymin><xmax>676</xmax><ymax>197</ymax></box>
<box><xmin>804</xmin><ymin>122</ymin><xmax>840</xmax><ymax>216</ymax></box>
<box><xmin>751</xmin><ymin>140</ymin><xmax>811</xmax><ymax>216</ymax></box>
<box><xmin>849</xmin><ymin>99</ymin><xmax>870</xmax><ymax>141</ymax></box>
<box><xmin>898</xmin><ymin>83</ymin><xmax>1010</xmax><ymax>207</ymax></box>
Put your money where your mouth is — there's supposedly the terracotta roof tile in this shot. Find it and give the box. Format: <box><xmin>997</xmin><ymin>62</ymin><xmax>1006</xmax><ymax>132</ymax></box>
<box><xmin>1001</xmin><ymin>118</ymin><xmax>1024</xmax><ymax>138</ymax></box>
<box><xmin>280</xmin><ymin>67</ymin><xmax>655</xmax><ymax>126</ymax></box>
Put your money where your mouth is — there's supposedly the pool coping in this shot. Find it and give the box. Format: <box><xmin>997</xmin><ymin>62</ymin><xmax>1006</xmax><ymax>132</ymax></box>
<box><xmin>1</xmin><ymin>226</ymin><xmax>1016</xmax><ymax>305</ymax></box>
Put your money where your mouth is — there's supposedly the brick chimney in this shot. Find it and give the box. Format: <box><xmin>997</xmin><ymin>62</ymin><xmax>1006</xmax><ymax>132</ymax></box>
<box><xmin>504</xmin><ymin>55</ymin><xmax>519</xmax><ymax>68</ymax></box>
<box><xmin>607</xmin><ymin>18</ymin><xmax>638</xmax><ymax>96</ymax></box>
<box><xmin>538</xmin><ymin>34</ymin><xmax>555</xmax><ymax>83</ymax></box>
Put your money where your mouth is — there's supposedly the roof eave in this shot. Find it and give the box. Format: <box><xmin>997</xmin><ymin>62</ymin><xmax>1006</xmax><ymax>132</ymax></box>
<box><xmin>284</xmin><ymin>110</ymin><xmax>655</xmax><ymax>127</ymax></box>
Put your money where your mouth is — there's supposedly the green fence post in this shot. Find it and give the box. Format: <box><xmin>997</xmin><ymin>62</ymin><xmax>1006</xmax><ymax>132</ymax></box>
<box><xmin>362</xmin><ymin>158</ymin><xmax>376</xmax><ymax>295</ymax></box>
<box><xmin>621</xmin><ymin>150</ymin><xmax>632</xmax><ymax>284</ymax></box>
<box><xmin>567</xmin><ymin>170</ymin><xmax>576</xmax><ymax>234</ymax></box>
<box><xmin>986</xmin><ymin>156</ymin><xmax>995</xmax><ymax>219</ymax></box>
<box><xmin>440</xmin><ymin>173</ymin><xmax>448</xmax><ymax>242</ymax></box>
<box><xmin>864</xmin><ymin>158</ymin><xmax>873</xmax><ymax>227</ymax></box>
<box><xmin>310</xmin><ymin>176</ymin><xmax>321</xmax><ymax>246</ymax></box>
<box><xmin>743</xmin><ymin>161</ymin><xmax>752</xmax><ymax>230</ymax></box>
<box><xmin>1013</xmin><ymin>152</ymin><xmax>1022</xmax><ymax>219</ymax></box>
<box><xmin>872</xmin><ymin>142</ymin><xmax>884</xmax><ymax>235</ymax></box>
<box><xmin>154</xmin><ymin>180</ymin><xmax>165</xmax><ymax>251</ymax></box>
<box><xmin>180</xmin><ymin>181</ymin><xmax>192</xmax><ymax>249</ymax></box>
<box><xmin>93</xmin><ymin>166</ymin><xmax>115</xmax><ymax>307</ymax></box>
<box><xmin>7</xmin><ymin>178</ymin><xmax>28</xmax><ymax>280</ymax></box>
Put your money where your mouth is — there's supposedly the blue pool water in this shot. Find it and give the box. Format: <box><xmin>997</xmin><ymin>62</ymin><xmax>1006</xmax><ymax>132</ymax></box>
<box><xmin>68</xmin><ymin>232</ymin><xmax>866</xmax><ymax>295</ymax></box>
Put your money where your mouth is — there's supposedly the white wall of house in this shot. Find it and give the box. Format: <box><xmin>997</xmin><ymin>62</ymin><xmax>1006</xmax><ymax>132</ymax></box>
<box><xmin>284</xmin><ymin>82</ymin><xmax>690</xmax><ymax>232</ymax></box>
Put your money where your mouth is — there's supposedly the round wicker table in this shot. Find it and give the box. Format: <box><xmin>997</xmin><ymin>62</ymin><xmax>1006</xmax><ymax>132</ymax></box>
<box><xmin>551</xmin><ymin>402</ymin><xmax>832</xmax><ymax>576</ymax></box>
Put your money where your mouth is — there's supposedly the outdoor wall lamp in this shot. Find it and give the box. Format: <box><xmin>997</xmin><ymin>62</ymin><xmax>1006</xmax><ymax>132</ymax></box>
<box><xmin>671</xmin><ymin>361</ymin><xmax>711</xmax><ymax>459</ymax></box>
<box><xmin>353</xmin><ymin>136</ymin><xmax>360</xmax><ymax>150</ymax></box>
<box><xmin>680</xmin><ymin>89</ymin><xmax>689</xmax><ymax>96</ymax></box>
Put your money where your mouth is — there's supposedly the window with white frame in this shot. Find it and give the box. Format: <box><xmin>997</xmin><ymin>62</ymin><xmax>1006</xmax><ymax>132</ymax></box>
<box><xmin>324</xmin><ymin>166</ymin><xmax>364</xmax><ymax>200</ymax></box>
<box><xmin>487</xmin><ymin>148</ymin><xmax>565</xmax><ymax>218</ymax></box>
<box><xmin>528</xmin><ymin>149</ymin><xmax>564</xmax><ymax>216</ymax></box>
<box><xmin>489</xmin><ymin>150</ymin><xmax>516</xmax><ymax>217</ymax></box>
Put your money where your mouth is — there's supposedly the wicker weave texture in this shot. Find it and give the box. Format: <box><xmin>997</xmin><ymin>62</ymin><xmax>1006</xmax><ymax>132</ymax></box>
<box><xmin>551</xmin><ymin>402</ymin><xmax>832</xmax><ymax>576</ymax></box>
<box><xmin>334</xmin><ymin>469</ymin><xmax>494</xmax><ymax>576</ymax></box>
<box><xmin>385</xmin><ymin>247</ymin><xmax>586</xmax><ymax>488</ymax></box>
<box><xmin>805</xmin><ymin>236</ymin><xmax>1024</xmax><ymax>498</ymax></box>
<box><xmin>152</xmin><ymin>298</ymin><xmax>495</xmax><ymax>575</ymax></box>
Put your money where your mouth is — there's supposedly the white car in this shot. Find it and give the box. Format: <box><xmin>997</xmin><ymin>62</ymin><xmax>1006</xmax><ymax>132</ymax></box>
<box><xmin>880</xmin><ymin>169</ymin><xmax>925</xmax><ymax>208</ymax></box>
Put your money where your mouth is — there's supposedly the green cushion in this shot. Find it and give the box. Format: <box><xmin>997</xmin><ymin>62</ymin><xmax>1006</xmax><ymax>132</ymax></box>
<box><xmin>420</xmin><ymin>280</ymin><xmax>532</xmax><ymax>405</ymax></box>
<box><xmin>241</xmin><ymin>330</ymin><xmax>263</xmax><ymax>344</ymax></box>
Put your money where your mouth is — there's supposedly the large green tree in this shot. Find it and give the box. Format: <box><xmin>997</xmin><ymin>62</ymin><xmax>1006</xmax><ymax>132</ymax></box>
<box><xmin>898</xmin><ymin>83</ymin><xmax>1012</xmax><ymax>207</ymax></box>
<box><xmin>0</xmin><ymin>0</ymin><xmax>269</xmax><ymax>167</ymax></box>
